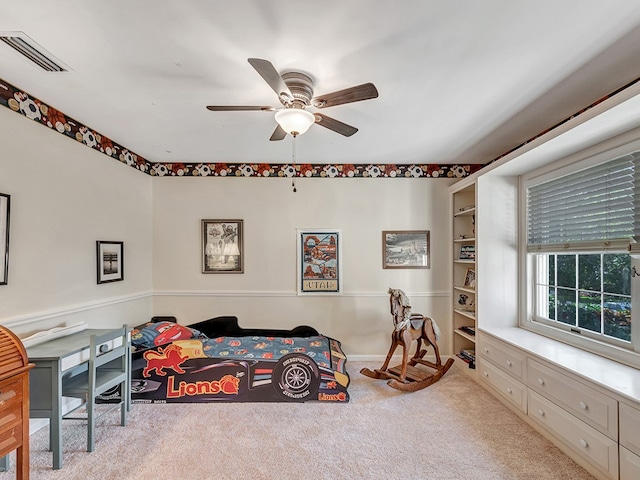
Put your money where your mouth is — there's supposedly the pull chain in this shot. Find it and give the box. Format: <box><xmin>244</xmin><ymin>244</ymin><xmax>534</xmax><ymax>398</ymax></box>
<box><xmin>291</xmin><ymin>134</ymin><xmax>297</xmax><ymax>193</ymax></box>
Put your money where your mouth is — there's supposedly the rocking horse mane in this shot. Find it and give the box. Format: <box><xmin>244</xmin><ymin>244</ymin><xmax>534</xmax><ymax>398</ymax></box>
<box><xmin>387</xmin><ymin>287</ymin><xmax>441</xmax><ymax>340</ymax></box>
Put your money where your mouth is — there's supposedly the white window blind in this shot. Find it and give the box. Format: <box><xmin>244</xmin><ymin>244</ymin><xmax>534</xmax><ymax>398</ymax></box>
<box><xmin>527</xmin><ymin>152</ymin><xmax>640</xmax><ymax>252</ymax></box>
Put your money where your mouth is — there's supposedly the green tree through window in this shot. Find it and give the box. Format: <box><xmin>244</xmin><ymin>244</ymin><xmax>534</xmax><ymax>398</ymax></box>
<box><xmin>541</xmin><ymin>253</ymin><xmax>631</xmax><ymax>342</ymax></box>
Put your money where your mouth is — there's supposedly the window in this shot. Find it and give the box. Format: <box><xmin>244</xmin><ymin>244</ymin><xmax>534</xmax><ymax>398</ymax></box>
<box><xmin>533</xmin><ymin>253</ymin><xmax>631</xmax><ymax>346</ymax></box>
<box><xmin>524</xmin><ymin>148</ymin><xmax>640</xmax><ymax>363</ymax></box>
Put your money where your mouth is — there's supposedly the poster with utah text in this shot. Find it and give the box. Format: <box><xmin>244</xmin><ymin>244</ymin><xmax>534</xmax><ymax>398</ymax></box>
<box><xmin>297</xmin><ymin>229</ymin><xmax>341</xmax><ymax>294</ymax></box>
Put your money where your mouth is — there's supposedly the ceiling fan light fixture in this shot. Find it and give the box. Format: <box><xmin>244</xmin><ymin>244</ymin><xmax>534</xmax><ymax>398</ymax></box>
<box><xmin>275</xmin><ymin>108</ymin><xmax>315</xmax><ymax>136</ymax></box>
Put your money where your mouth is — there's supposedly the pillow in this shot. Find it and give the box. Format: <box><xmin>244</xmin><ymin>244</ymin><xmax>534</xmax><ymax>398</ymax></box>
<box><xmin>131</xmin><ymin>321</ymin><xmax>203</xmax><ymax>349</ymax></box>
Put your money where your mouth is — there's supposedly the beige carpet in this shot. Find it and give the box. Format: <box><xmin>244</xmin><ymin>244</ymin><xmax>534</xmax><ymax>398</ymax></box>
<box><xmin>1</xmin><ymin>362</ymin><xmax>596</xmax><ymax>480</ymax></box>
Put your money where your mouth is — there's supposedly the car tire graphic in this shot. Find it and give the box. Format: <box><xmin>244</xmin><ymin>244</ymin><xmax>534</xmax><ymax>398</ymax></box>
<box><xmin>272</xmin><ymin>353</ymin><xmax>320</xmax><ymax>402</ymax></box>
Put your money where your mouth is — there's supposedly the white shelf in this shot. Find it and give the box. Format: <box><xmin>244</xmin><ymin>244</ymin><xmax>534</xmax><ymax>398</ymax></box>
<box><xmin>454</xmin><ymin>309</ymin><xmax>476</xmax><ymax>320</ymax></box>
<box><xmin>454</xmin><ymin>285</ymin><xmax>476</xmax><ymax>294</ymax></box>
<box><xmin>451</xmin><ymin>181</ymin><xmax>477</xmax><ymax>374</ymax></box>
<box><xmin>453</xmin><ymin>354</ymin><xmax>475</xmax><ymax>372</ymax></box>
<box><xmin>454</xmin><ymin>207</ymin><xmax>476</xmax><ymax>217</ymax></box>
<box><xmin>454</xmin><ymin>328</ymin><xmax>476</xmax><ymax>342</ymax></box>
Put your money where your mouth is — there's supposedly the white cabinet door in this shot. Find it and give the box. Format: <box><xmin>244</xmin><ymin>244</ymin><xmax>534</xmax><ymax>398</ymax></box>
<box><xmin>620</xmin><ymin>403</ymin><xmax>640</xmax><ymax>456</ymax></box>
<box><xmin>478</xmin><ymin>357</ymin><xmax>526</xmax><ymax>412</ymax></box>
<box><xmin>528</xmin><ymin>390</ymin><xmax>618</xmax><ymax>479</ymax></box>
<box><xmin>527</xmin><ymin>359</ymin><xmax>617</xmax><ymax>438</ymax></box>
<box><xmin>620</xmin><ymin>446</ymin><xmax>640</xmax><ymax>480</ymax></box>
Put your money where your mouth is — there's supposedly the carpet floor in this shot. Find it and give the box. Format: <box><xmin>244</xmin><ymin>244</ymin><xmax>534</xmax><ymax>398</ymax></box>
<box><xmin>0</xmin><ymin>362</ymin><xmax>597</xmax><ymax>480</ymax></box>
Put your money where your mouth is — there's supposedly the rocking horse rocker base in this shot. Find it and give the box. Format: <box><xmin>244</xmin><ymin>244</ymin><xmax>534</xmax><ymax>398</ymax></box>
<box><xmin>360</xmin><ymin>349</ymin><xmax>454</xmax><ymax>393</ymax></box>
<box><xmin>361</xmin><ymin>288</ymin><xmax>454</xmax><ymax>392</ymax></box>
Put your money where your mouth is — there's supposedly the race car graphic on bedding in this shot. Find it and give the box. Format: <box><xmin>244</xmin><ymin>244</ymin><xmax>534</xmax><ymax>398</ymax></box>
<box><xmin>130</xmin><ymin>334</ymin><xmax>350</xmax><ymax>403</ymax></box>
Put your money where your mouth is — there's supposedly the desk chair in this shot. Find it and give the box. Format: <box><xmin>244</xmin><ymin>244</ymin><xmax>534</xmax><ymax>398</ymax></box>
<box><xmin>62</xmin><ymin>326</ymin><xmax>129</xmax><ymax>452</ymax></box>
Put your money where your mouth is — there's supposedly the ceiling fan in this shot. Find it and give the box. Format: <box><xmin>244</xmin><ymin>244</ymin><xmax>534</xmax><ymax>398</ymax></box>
<box><xmin>206</xmin><ymin>58</ymin><xmax>378</xmax><ymax>140</ymax></box>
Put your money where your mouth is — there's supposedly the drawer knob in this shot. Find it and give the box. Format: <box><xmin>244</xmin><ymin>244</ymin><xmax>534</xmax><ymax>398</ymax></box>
<box><xmin>506</xmin><ymin>360</ymin><xmax>512</xmax><ymax>367</ymax></box>
<box><xmin>578</xmin><ymin>401</ymin><xmax>588</xmax><ymax>410</ymax></box>
<box><xmin>484</xmin><ymin>348</ymin><xmax>489</xmax><ymax>353</ymax></box>
<box><xmin>506</xmin><ymin>387</ymin><xmax>512</xmax><ymax>394</ymax></box>
<box><xmin>537</xmin><ymin>378</ymin><xmax>545</xmax><ymax>386</ymax></box>
<box><xmin>538</xmin><ymin>409</ymin><xmax>545</xmax><ymax>417</ymax></box>
<box><xmin>483</xmin><ymin>371</ymin><xmax>489</xmax><ymax>377</ymax></box>
<box><xmin>579</xmin><ymin>439</ymin><xmax>588</xmax><ymax>448</ymax></box>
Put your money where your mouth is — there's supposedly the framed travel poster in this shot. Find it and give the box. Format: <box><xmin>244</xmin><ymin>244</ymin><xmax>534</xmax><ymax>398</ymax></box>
<box><xmin>297</xmin><ymin>229</ymin><xmax>341</xmax><ymax>294</ymax></box>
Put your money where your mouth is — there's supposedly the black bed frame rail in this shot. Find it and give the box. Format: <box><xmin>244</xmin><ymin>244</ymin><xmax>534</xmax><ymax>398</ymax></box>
<box><xmin>150</xmin><ymin>316</ymin><xmax>319</xmax><ymax>338</ymax></box>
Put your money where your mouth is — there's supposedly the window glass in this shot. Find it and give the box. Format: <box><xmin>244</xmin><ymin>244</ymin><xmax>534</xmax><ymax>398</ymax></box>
<box><xmin>556</xmin><ymin>286</ymin><xmax>576</xmax><ymax>325</ymax></box>
<box><xmin>557</xmin><ymin>255</ymin><xmax>575</xmax><ymax>288</ymax></box>
<box><xmin>532</xmin><ymin>253</ymin><xmax>631</xmax><ymax>344</ymax></box>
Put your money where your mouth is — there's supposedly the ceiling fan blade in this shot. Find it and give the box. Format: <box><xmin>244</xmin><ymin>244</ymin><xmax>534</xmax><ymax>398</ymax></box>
<box><xmin>314</xmin><ymin>114</ymin><xmax>358</xmax><ymax>137</ymax></box>
<box><xmin>269</xmin><ymin>124</ymin><xmax>287</xmax><ymax>141</ymax></box>
<box><xmin>206</xmin><ymin>105</ymin><xmax>275</xmax><ymax>111</ymax></box>
<box><xmin>248</xmin><ymin>58</ymin><xmax>293</xmax><ymax>102</ymax></box>
<box><xmin>313</xmin><ymin>83</ymin><xmax>378</xmax><ymax>108</ymax></box>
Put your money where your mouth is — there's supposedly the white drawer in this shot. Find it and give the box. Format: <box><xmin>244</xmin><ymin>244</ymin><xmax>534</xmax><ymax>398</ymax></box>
<box><xmin>479</xmin><ymin>336</ymin><xmax>524</xmax><ymax>380</ymax></box>
<box><xmin>620</xmin><ymin>446</ymin><xmax>640</xmax><ymax>480</ymax></box>
<box><xmin>620</xmin><ymin>403</ymin><xmax>640</xmax><ymax>456</ymax></box>
<box><xmin>527</xmin><ymin>359</ymin><xmax>617</xmax><ymax>438</ymax></box>
<box><xmin>528</xmin><ymin>390</ymin><xmax>618</xmax><ymax>479</ymax></box>
<box><xmin>478</xmin><ymin>357</ymin><xmax>526</xmax><ymax>413</ymax></box>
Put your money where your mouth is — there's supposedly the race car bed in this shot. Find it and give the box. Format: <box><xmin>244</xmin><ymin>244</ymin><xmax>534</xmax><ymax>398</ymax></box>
<box><xmin>129</xmin><ymin>317</ymin><xmax>350</xmax><ymax>403</ymax></box>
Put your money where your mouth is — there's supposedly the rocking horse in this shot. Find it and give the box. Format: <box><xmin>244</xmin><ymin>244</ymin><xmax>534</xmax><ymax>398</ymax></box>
<box><xmin>360</xmin><ymin>288</ymin><xmax>454</xmax><ymax>392</ymax></box>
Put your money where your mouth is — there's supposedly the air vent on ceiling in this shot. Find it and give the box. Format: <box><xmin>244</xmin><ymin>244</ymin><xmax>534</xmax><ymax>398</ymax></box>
<box><xmin>0</xmin><ymin>32</ymin><xmax>69</xmax><ymax>72</ymax></box>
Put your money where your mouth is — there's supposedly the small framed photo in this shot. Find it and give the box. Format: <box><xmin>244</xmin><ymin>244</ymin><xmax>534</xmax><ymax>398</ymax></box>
<box><xmin>458</xmin><ymin>244</ymin><xmax>476</xmax><ymax>260</ymax></box>
<box><xmin>96</xmin><ymin>241</ymin><xmax>124</xmax><ymax>284</ymax></box>
<box><xmin>0</xmin><ymin>193</ymin><xmax>10</xmax><ymax>285</ymax></box>
<box><xmin>464</xmin><ymin>268</ymin><xmax>476</xmax><ymax>288</ymax></box>
<box><xmin>202</xmin><ymin>219</ymin><xmax>243</xmax><ymax>273</ymax></box>
<box><xmin>457</xmin><ymin>293</ymin><xmax>475</xmax><ymax>311</ymax></box>
<box><xmin>297</xmin><ymin>229</ymin><xmax>341</xmax><ymax>294</ymax></box>
<box><xmin>382</xmin><ymin>230</ymin><xmax>430</xmax><ymax>269</ymax></box>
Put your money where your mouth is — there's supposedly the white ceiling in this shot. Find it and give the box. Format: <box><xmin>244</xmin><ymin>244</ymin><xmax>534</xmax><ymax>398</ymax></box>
<box><xmin>2</xmin><ymin>0</ymin><xmax>640</xmax><ymax>166</ymax></box>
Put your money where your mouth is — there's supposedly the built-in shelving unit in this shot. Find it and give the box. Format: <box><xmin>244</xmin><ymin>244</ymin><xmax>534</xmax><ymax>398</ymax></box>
<box><xmin>450</xmin><ymin>180</ymin><xmax>477</xmax><ymax>373</ymax></box>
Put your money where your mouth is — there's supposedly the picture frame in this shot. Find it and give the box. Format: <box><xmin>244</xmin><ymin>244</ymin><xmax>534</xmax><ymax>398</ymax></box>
<box><xmin>463</xmin><ymin>268</ymin><xmax>476</xmax><ymax>288</ymax></box>
<box><xmin>458</xmin><ymin>244</ymin><xmax>476</xmax><ymax>260</ymax></box>
<box><xmin>96</xmin><ymin>241</ymin><xmax>124</xmax><ymax>284</ymax></box>
<box><xmin>457</xmin><ymin>293</ymin><xmax>475</xmax><ymax>312</ymax></box>
<box><xmin>0</xmin><ymin>193</ymin><xmax>10</xmax><ymax>285</ymax></box>
<box><xmin>297</xmin><ymin>229</ymin><xmax>341</xmax><ymax>294</ymax></box>
<box><xmin>382</xmin><ymin>230</ymin><xmax>430</xmax><ymax>269</ymax></box>
<box><xmin>202</xmin><ymin>219</ymin><xmax>243</xmax><ymax>273</ymax></box>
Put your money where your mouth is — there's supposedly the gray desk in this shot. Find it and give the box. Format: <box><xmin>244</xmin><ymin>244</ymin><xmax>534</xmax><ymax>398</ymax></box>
<box><xmin>26</xmin><ymin>329</ymin><xmax>116</xmax><ymax>470</ymax></box>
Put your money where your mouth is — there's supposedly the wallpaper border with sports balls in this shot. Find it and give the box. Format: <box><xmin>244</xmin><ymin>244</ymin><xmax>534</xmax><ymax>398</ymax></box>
<box><xmin>0</xmin><ymin>77</ymin><xmax>482</xmax><ymax>179</ymax></box>
<box><xmin>4</xmin><ymin>74</ymin><xmax>637</xmax><ymax>179</ymax></box>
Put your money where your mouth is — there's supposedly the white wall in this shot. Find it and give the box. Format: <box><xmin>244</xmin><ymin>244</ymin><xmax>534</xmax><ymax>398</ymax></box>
<box><xmin>476</xmin><ymin>174</ymin><xmax>519</xmax><ymax>331</ymax></box>
<box><xmin>0</xmin><ymin>107</ymin><xmax>153</xmax><ymax>337</ymax></box>
<box><xmin>0</xmin><ymin>104</ymin><xmax>457</xmax><ymax>359</ymax></box>
<box><xmin>152</xmin><ymin>175</ymin><xmax>455</xmax><ymax>357</ymax></box>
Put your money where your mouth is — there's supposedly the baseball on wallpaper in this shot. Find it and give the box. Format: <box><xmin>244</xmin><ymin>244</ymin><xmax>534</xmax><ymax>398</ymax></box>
<box><xmin>297</xmin><ymin>229</ymin><xmax>341</xmax><ymax>294</ymax></box>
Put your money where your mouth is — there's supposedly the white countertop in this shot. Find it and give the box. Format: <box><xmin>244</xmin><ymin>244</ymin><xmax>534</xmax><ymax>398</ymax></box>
<box><xmin>481</xmin><ymin>326</ymin><xmax>640</xmax><ymax>405</ymax></box>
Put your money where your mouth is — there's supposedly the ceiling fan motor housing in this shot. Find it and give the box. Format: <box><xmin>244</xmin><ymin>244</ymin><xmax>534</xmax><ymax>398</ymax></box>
<box><xmin>281</xmin><ymin>71</ymin><xmax>314</xmax><ymax>108</ymax></box>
